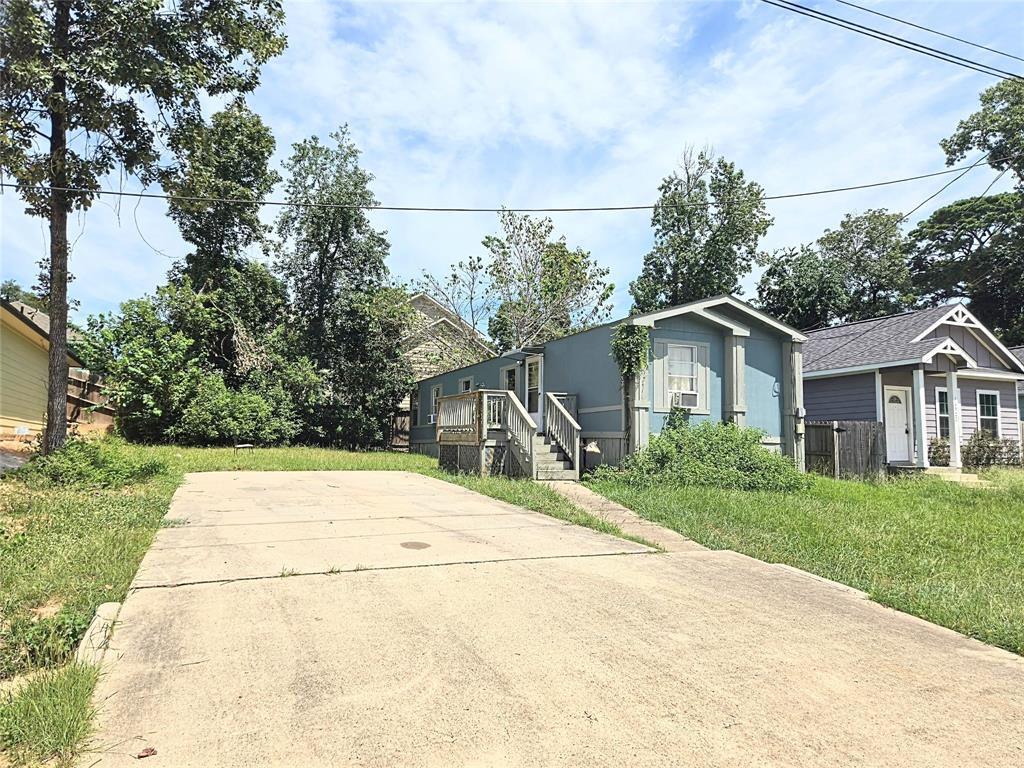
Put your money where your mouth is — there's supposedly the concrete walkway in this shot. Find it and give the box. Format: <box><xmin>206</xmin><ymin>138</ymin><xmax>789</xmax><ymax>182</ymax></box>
<box><xmin>541</xmin><ymin>481</ymin><xmax>705</xmax><ymax>552</ymax></box>
<box><xmin>86</xmin><ymin>471</ymin><xmax>1024</xmax><ymax>767</ymax></box>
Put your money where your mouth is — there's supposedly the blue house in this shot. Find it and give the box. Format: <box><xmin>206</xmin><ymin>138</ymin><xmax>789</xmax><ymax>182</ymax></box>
<box><xmin>409</xmin><ymin>295</ymin><xmax>808</xmax><ymax>480</ymax></box>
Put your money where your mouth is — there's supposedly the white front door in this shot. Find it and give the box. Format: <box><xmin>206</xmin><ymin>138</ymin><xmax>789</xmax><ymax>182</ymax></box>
<box><xmin>526</xmin><ymin>356</ymin><xmax>543</xmax><ymax>427</ymax></box>
<box><xmin>884</xmin><ymin>386</ymin><xmax>913</xmax><ymax>463</ymax></box>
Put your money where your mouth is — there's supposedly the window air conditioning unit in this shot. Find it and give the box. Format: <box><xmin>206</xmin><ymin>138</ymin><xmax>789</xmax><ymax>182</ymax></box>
<box><xmin>429</xmin><ymin>414</ymin><xmax>438</xmax><ymax>424</ymax></box>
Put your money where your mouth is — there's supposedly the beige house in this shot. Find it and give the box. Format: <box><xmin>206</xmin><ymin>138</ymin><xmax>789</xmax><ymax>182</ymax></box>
<box><xmin>393</xmin><ymin>293</ymin><xmax>492</xmax><ymax>446</ymax></box>
<box><xmin>0</xmin><ymin>299</ymin><xmax>112</xmax><ymax>440</ymax></box>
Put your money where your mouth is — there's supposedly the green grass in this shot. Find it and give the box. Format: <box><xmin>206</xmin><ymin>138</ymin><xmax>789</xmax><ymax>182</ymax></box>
<box><xmin>586</xmin><ymin>470</ymin><xmax>1024</xmax><ymax>655</ymax></box>
<box><xmin>0</xmin><ymin>665</ymin><xmax>98</xmax><ymax>768</ymax></box>
<box><xmin>0</xmin><ymin>440</ymin><xmax>628</xmax><ymax>766</ymax></box>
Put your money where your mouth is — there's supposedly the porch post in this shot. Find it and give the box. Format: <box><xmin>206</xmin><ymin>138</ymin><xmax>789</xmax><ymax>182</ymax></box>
<box><xmin>782</xmin><ymin>340</ymin><xmax>806</xmax><ymax>472</ymax></box>
<box><xmin>946</xmin><ymin>369</ymin><xmax>962</xmax><ymax>469</ymax></box>
<box><xmin>724</xmin><ymin>335</ymin><xmax>747</xmax><ymax>426</ymax></box>
<box><xmin>912</xmin><ymin>366</ymin><xmax>929</xmax><ymax>468</ymax></box>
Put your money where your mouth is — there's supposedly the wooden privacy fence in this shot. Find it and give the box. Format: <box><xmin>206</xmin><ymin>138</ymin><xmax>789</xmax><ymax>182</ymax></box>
<box><xmin>806</xmin><ymin>421</ymin><xmax>886</xmax><ymax>479</ymax></box>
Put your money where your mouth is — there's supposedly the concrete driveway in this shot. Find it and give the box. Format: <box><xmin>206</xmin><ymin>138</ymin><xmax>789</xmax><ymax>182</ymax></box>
<box><xmin>87</xmin><ymin>471</ymin><xmax>1023</xmax><ymax>767</ymax></box>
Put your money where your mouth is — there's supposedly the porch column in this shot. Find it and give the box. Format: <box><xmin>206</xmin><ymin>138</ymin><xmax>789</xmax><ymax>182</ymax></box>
<box><xmin>724</xmin><ymin>335</ymin><xmax>747</xmax><ymax>426</ymax></box>
<box><xmin>782</xmin><ymin>340</ymin><xmax>806</xmax><ymax>472</ymax></box>
<box><xmin>946</xmin><ymin>369</ymin><xmax>962</xmax><ymax>469</ymax></box>
<box><xmin>912</xmin><ymin>366</ymin><xmax>929</xmax><ymax>468</ymax></box>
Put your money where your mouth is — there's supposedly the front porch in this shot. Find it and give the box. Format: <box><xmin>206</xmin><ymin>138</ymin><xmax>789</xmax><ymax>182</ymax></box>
<box><xmin>435</xmin><ymin>389</ymin><xmax>581</xmax><ymax>481</ymax></box>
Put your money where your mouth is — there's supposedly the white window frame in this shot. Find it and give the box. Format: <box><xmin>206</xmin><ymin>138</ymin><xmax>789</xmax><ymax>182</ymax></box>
<box><xmin>410</xmin><ymin>388</ymin><xmax>420</xmax><ymax>428</ymax></box>
<box><xmin>430</xmin><ymin>384</ymin><xmax>442</xmax><ymax>424</ymax></box>
<box><xmin>976</xmin><ymin>389</ymin><xmax>1001</xmax><ymax>437</ymax></box>
<box><xmin>666</xmin><ymin>343</ymin><xmax>699</xmax><ymax>398</ymax></box>
<box><xmin>935</xmin><ymin>386</ymin><xmax>949</xmax><ymax>440</ymax></box>
<box><xmin>500</xmin><ymin>364</ymin><xmax>518</xmax><ymax>394</ymax></box>
<box><xmin>458</xmin><ymin>376</ymin><xmax>473</xmax><ymax>393</ymax></box>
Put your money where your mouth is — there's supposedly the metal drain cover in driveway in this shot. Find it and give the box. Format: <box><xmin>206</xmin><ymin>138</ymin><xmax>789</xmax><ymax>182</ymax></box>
<box><xmin>400</xmin><ymin>541</ymin><xmax>430</xmax><ymax>550</ymax></box>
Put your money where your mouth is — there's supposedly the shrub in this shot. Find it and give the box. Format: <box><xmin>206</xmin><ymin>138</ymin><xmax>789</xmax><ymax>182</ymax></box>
<box><xmin>960</xmin><ymin>431</ymin><xmax>1022</xmax><ymax>468</ymax></box>
<box><xmin>166</xmin><ymin>370</ymin><xmax>299</xmax><ymax>446</ymax></box>
<box><xmin>12</xmin><ymin>437</ymin><xmax>166</xmax><ymax>490</ymax></box>
<box><xmin>928</xmin><ymin>438</ymin><xmax>950</xmax><ymax>467</ymax></box>
<box><xmin>602</xmin><ymin>418</ymin><xmax>809</xmax><ymax>493</ymax></box>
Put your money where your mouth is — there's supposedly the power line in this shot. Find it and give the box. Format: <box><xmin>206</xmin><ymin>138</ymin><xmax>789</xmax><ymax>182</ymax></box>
<box><xmin>900</xmin><ymin>153</ymin><xmax>991</xmax><ymax>223</ymax></box>
<box><xmin>761</xmin><ymin>0</ymin><xmax>1023</xmax><ymax>80</ymax></box>
<box><xmin>0</xmin><ymin>156</ymin><xmax>1014</xmax><ymax>213</ymax></box>
<box><xmin>833</xmin><ymin>0</ymin><xmax>1024</xmax><ymax>64</ymax></box>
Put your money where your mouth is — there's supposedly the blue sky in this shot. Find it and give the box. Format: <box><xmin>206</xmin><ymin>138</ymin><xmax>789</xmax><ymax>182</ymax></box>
<box><xmin>1</xmin><ymin>0</ymin><xmax>1021</xmax><ymax>323</ymax></box>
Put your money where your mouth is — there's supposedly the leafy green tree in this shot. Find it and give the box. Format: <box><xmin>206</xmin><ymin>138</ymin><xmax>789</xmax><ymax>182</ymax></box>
<box><xmin>907</xmin><ymin>192</ymin><xmax>1024</xmax><ymax>344</ymax></box>
<box><xmin>79</xmin><ymin>283</ymin><xmax>303</xmax><ymax>445</ymax></box>
<box><xmin>756</xmin><ymin>245</ymin><xmax>848</xmax><ymax>330</ymax></box>
<box><xmin>941</xmin><ymin>79</ymin><xmax>1024</xmax><ymax>187</ymax></box>
<box><xmin>484</xmin><ymin>210</ymin><xmax>613</xmax><ymax>352</ymax></box>
<box><xmin>629</xmin><ymin>148</ymin><xmax>771</xmax><ymax>312</ymax></box>
<box><xmin>816</xmin><ymin>209</ymin><xmax>916</xmax><ymax>321</ymax></box>
<box><xmin>164</xmin><ymin>99</ymin><xmax>286</xmax><ymax>374</ymax></box>
<box><xmin>0</xmin><ymin>0</ymin><xmax>286</xmax><ymax>452</ymax></box>
<box><xmin>274</xmin><ymin>128</ymin><xmax>412</xmax><ymax>446</ymax></box>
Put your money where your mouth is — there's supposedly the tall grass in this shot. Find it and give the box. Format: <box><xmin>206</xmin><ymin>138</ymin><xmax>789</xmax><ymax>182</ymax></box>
<box><xmin>587</xmin><ymin>472</ymin><xmax>1024</xmax><ymax>654</ymax></box>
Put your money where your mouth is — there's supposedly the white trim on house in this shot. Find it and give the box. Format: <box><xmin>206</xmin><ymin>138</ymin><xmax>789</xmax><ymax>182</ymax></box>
<box><xmin>911</xmin><ymin>304</ymin><xmax>1024</xmax><ymax>373</ymax></box>
<box><xmin>499</xmin><ymin>364</ymin><xmax>518</xmax><ymax>395</ymax></box>
<box><xmin>430</xmin><ymin>384</ymin><xmax>442</xmax><ymax>424</ymax></box>
<box><xmin>953</xmin><ymin>369</ymin><xmax>1024</xmax><ymax>381</ymax></box>
<box><xmin>921</xmin><ymin>338</ymin><xmax>977</xmax><ymax>368</ymax></box>
<box><xmin>976</xmin><ymin>389</ymin><xmax>1002</xmax><ymax>437</ymax></box>
<box><xmin>626</xmin><ymin>295</ymin><xmax>807</xmax><ymax>342</ymax></box>
<box><xmin>874</xmin><ymin>369</ymin><xmax>884</xmax><ymax>421</ymax></box>
<box><xmin>688</xmin><ymin>307</ymin><xmax>750</xmax><ymax>337</ymax></box>
<box><xmin>935</xmin><ymin>386</ymin><xmax>951</xmax><ymax>440</ymax></box>
<box><xmin>457</xmin><ymin>376</ymin><xmax>473</xmax><ymax>393</ymax></box>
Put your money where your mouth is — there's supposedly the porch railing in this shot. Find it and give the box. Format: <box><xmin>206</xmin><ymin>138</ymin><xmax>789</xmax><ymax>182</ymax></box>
<box><xmin>544</xmin><ymin>392</ymin><xmax>581</xmax><ymax>471</ymax></box>
<box><xmin>436</xmin><ymin>391</ymin><xmax>479</xmax><ymax>444</ymax></box>
<box><xmin>436</xmin><ymin>390</ymin><xmax>538</xmax><ymax>474</ymax></box>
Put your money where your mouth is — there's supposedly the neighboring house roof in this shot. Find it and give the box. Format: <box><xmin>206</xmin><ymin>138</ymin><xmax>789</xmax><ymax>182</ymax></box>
<box><xmin>803</xmin><ymin>303</ymin><xmax>1024</xmax><ymax>376</ymax></box>
<box><xmin>1</xmin><ymin>298</ymin><xmax>84</xmax><ymax>366</ymax></box>
<box><xmin>404</xmin><ymin>292</ymin><xmax>493</xmax><ymax>355</ymax></box>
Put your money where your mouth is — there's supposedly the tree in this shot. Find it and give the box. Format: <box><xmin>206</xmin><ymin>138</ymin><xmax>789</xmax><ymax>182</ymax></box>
<box><xmin>274</xmin><ymin>128</ymin><xmax>412</xmax><ymax>446</ymax></box>
<box><xmin>0</xmin><ymin>0</ymin><xmax>286</xmax><ymax>453</ymax></box>
<box><xmin>940</xmin><ymin>79</ymin><xmax>1024</xmax><ymax>187</ymax></box>
<box><xmin>484</xmin><ymin>210</ymin><xmax>613</xmax><ymax>352</ymax></box>
<box><xmin>164</xmin><ymin>100</ymin><xmax>285</xmax><ymax>376</ymax></box>
<box><xmin>816</xmin><ymin>209</ymin><xmax>916</xmax><ymax>321</ymax></box>
<box><xmin>629</xmin><ymin>148</ymin><xmax>771</xmax><ymax>312</ymax></box>
<box><xmin>756</xmin><ymin>245</ymin><xmax>848</xmax><ymax>330</ymax></box>
<box><xmin>418</xmin><ymin>255</ymin><xmax>495</xmax><ymax>338</ymax></box>
<box><xmin>0</xmin><ymin>280</ymin><xmax>46</xmax><ymax>311</ymax></box>
<box><xmin>907</xmin><ymin>192</ymin><xmax>1024</xmax><ymax>344</ymax></box>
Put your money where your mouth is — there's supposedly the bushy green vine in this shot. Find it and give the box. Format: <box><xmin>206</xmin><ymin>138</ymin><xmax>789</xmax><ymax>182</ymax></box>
<box><xmin>610</xmin><ymin>323</ymin><xmax>650</xmax><ymax>379</ymax></box>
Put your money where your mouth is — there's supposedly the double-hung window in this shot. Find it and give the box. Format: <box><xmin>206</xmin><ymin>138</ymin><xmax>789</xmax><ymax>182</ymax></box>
<box><xmin>977</xmin><ymin>391</ymin><xmax>1000</xmax><ymax>437</ymax></box>
<box><xmin>935</xmin><ymin>387</ymin><xmax>950</xmax><ymax>439</ymax></box>
<box><xmin>410</xmin><ymin>389</ymin><xmax>420</xmax><ymax>427</ymax></box>
<box><xmin>667</xmin><ymin>344</ymin><xmax>699</xmax><ymax>409</ymax></box>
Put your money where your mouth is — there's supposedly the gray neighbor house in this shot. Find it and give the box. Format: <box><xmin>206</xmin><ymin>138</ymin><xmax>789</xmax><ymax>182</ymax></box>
<box><xmin>409</xmin><ymin>295</ymin><xmax>808</xmax><ymax>480</ymax></box>
<box><xmin>803</xmin><ymin>303</ymin><xmax>1024</xmax><ymax>469</ymax></box>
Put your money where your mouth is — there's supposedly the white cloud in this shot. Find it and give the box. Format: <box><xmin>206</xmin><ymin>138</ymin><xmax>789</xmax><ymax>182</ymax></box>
<box><xmin>1</xmin><ymin>0</ymin><xmax>1020</xmax><ymax>321</ymax></box>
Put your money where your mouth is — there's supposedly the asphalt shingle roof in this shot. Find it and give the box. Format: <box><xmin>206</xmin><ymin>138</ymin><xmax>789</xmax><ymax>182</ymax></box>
<box><xmin>803</xmin><ymin>304</ymin><xmax>958</xmax><ymax>373</ymax></box>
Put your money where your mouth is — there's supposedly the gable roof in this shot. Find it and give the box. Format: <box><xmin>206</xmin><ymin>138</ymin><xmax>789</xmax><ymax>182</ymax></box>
<box><xmin>406</xmin><ymin>292</ymin><xmax>493</xmax><ymax>355</ymax></box>
<box><xmin>626</xmin><ymin>294</ymin><xmax>808</xmax><ymax>342</ymax></box>
<box><xmin>804</xmin><ymin>303</ymin><xmax>1024</xmax><ymax>375</ymax></box>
